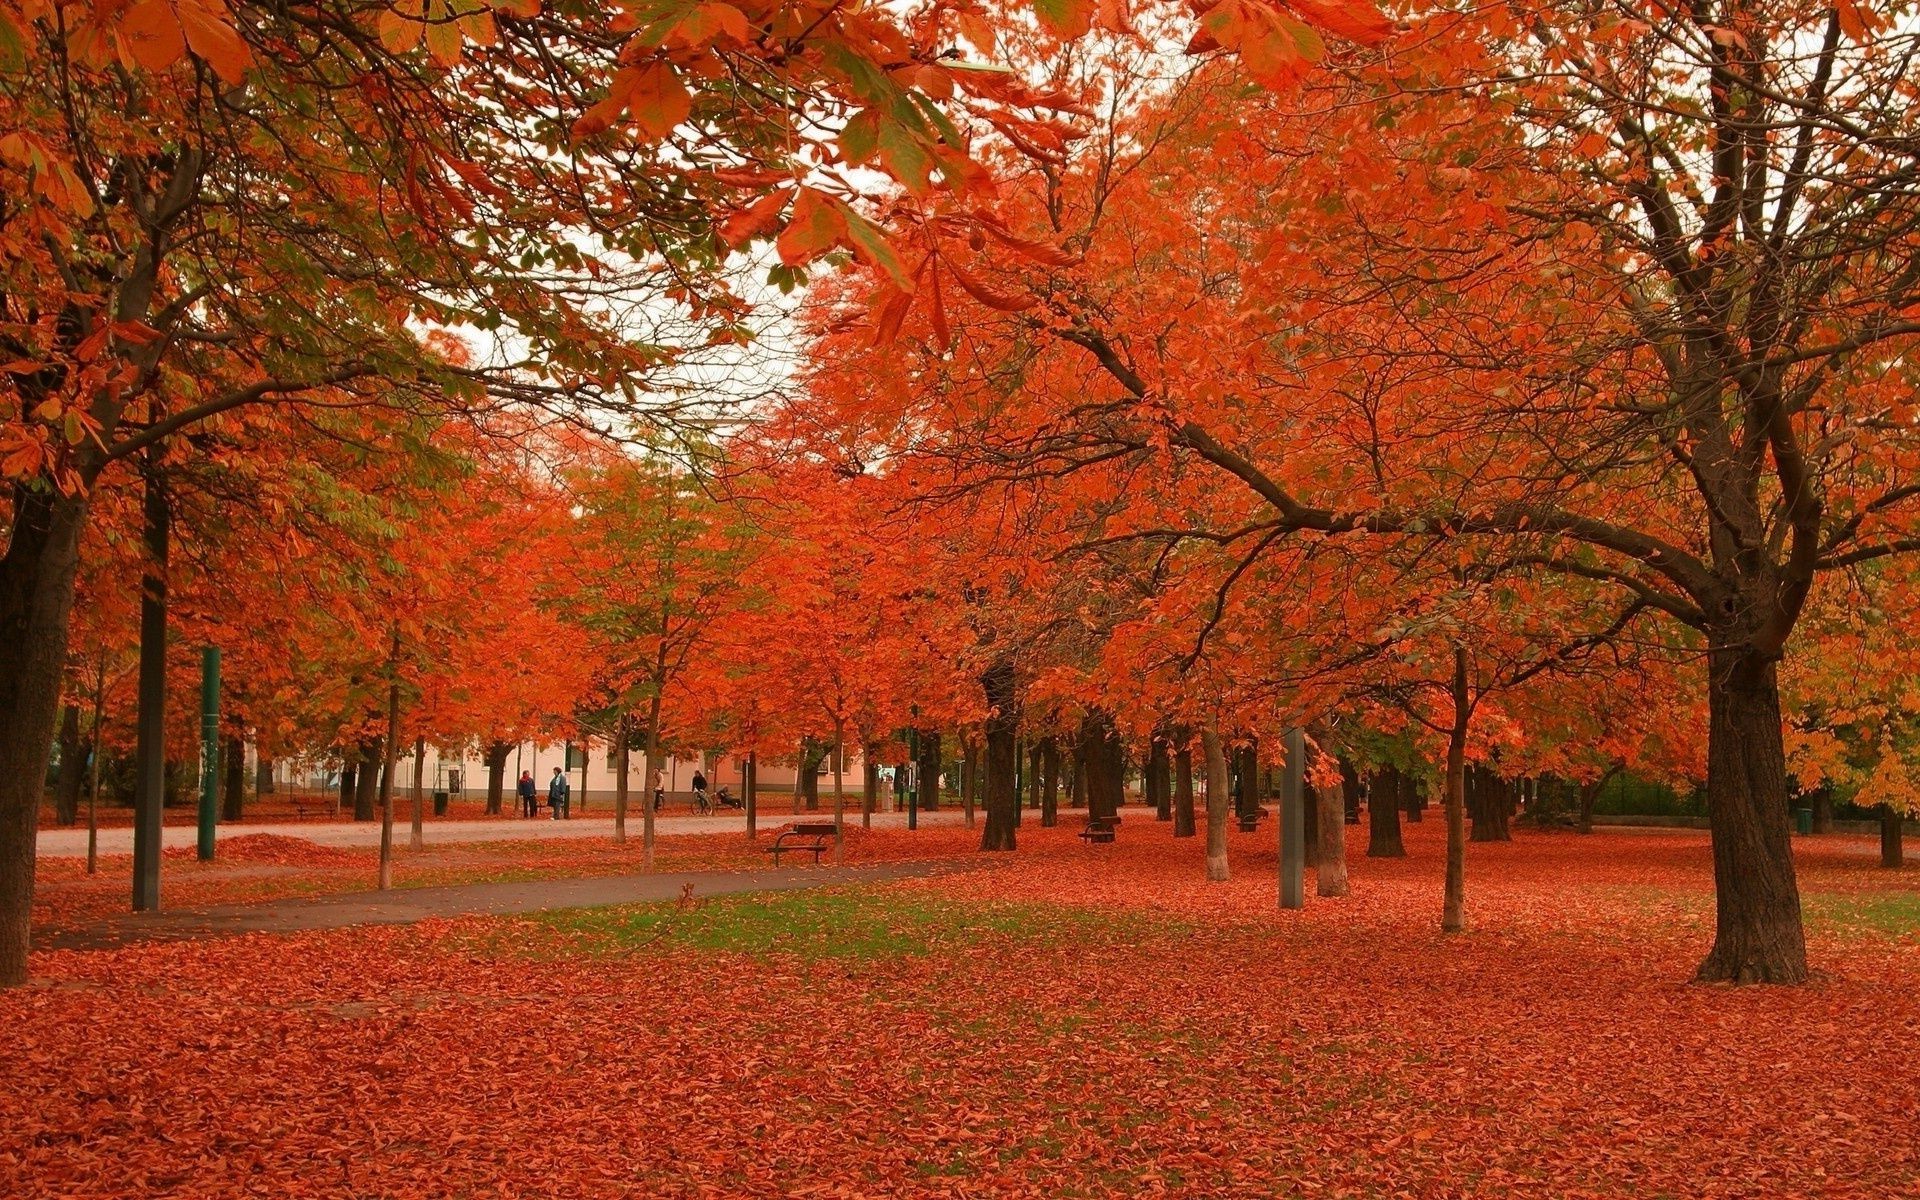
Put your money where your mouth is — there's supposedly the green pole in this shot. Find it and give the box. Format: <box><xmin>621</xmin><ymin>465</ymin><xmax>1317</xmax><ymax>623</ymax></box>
<box><xmin>198</xmin><ymin>646</ymin><xmax>220</xmax><ymax>861</ymax></box>
<box><xmin>1279</xmin><ymin>726</ymin><xmax>1305</xmax><ymax>909</ymax></box>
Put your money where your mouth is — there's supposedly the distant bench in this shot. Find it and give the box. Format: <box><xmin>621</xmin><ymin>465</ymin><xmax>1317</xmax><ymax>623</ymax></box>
<box><xmin>768</xmin><ymin>821</ymin><xmax>837</xmax><ymax>865</ymax></box>
<box><xmin>1079</xmin><ymin>815</ymin><xmax>1119</xmax><ymax>845</ymax></box>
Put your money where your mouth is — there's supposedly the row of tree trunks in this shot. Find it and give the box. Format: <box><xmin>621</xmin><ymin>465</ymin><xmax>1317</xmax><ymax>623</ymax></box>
<box><xmin>1367</xmin><ymin>765</ymin><xmax>1408</xmax><ymax>858</ymax></box>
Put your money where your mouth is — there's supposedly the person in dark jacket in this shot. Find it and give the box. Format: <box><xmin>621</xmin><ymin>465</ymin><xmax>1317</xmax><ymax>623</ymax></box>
<box><xmin>548</xmin><ymin>767</ymin><xmax>571</xmax><ymax>820</ymax></box>
<box><xmin>517</xmin><ymin>770</ymin><xmax>538</xmax><ymax>819</ymax></box>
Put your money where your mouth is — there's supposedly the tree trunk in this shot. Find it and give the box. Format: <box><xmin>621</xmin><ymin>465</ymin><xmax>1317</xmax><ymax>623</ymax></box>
<box><xmin>338</xmin><ymin>761</ymin><xmax>356</xmax><ymax>816</ymax></box>
<box><xmin>1881</xmin><ymin>804</ymin><xmax>1904</xmax><ymax>869</ymax></box>
<box><xmin>862</xmin><ymin>744</ymin><xmax>879</xmax><ymax>829</ymax></box>
<box><xmin>1027</xmin><ymin>740</ymin><xmax>1043</xmax><ymax>816</ymax></box>
<box><xmin>643</xmin><ymin>693</ymin><xmax>662</xmax><ymax>870</ymax></box>
<box><xmin>377</xmin><ymin>646</ymin><xmax>401</xmax><ymax>890</ymax></box>
<box><xmin>409</xmin><ymin>735</ymin><xmax>425</xmax><ymax>851</ymax></box>
<box><xmin>485</xmin><ymin>741</ymin><xmax>510</xmax><ymax>816</ymax></box>
<box><xmin>353</xmin><ymin>738</ymin><xmax>380</xmax><ymax>822</ymax></box>
<box><xmin>1367</xmin><ymin>766</ymin><xmax>1406</xmax><ymax>857</ymax></box>
<box><xmin>1201</xmin><ymin>728</ymin><xmax>1230</xmax><ymax>881</ymax></box>
<box><xmin>832</xmin><ymin>721</ymin><xmax>846</xmax><ymax>866</ymax></box>
<box><xmin>799</xmin><ymin>738</ymin><xmax>824</xmax><ymax>811</ymax></box>
<box><xmin>1302</xmin><ymin>781</ymin><xmax>1320</xmax><ymax>869</ymax></box>
<box><xmin>744</xmin><ymin>750</ymin><xmax>758</xmax><ymax>839</ymax></box>
<box><xmin>1443</xmin><ymin>647</ymin><xmax>1469</xmax><ymax>934</ymax></box>
<box><xmin>1316</xmin><ymin>775</ymin><xmax>1349</xmax><ymax>897</ymax></box>
<box><xmin>1694</xmin><ymin>649</ymin><xmax>1807</xmax><ymax>984</ymax></box>
<box><xmin>131</xmin><ymin>476</ymin><xmax>170</xmax><ymax>913</ymax></box>
<box><xmin>1039</xmin><ymin>737</ymin><xmax>1060</xmax><ymax>828</ymax></box>
<box><xmin>1235</xmin><ymin>743</ymin><xmax>1263</xmax><ymax>821</ymax></box>
<box><xmin>53</xmin><ymin>703</ymin><xmax>84</xmax><ymax>826</ymax></box>
<box><xmin>256</xmin><ymin>755</ymin><xmax>275</xmax><ymax>796</ymax></box>
<box><xmin>1150</xmin><ymin>733</ymin><xmax>1172</xmax><ymax>821</ymax></box>
<box><xmin>1809</xmin><ymin>788</ymin><xmax>1833</xmax><ymax>835</ymax></box>
<box><xmin>1405</xmin><ymin>767</ymin><xmax>1425</xmax><ymax>822</ymax></box>
<box><xmin>614</xmin><ymin>716</ymin><xmax>630</xmax><ymax>844</ymax></box>
<box><xmin>915</xmin><ymin>729</ymin><xmax>941</xmax><ymax>815</ymax></box>
<box><xmin>1173</xmin><ymin>733</ymin><xmax>1196</xmax><ymax>838</ymax></box>
<box><xmin>221</xmin><ymin>735</ymin><xmax>244</xmax><ymax>822</ymax></box>
<box><xmin>1339</xmin><ymin>756</ymin><xmax>1362</xmax><ymax>825</ymax></box>
<box><xmin>1079</xmin><ymin>710</ymin><xmax>1123</xmax><ymax>823</ymax></box>
<box><xmin>980</xmin><ymin>659</ymin><xmax>1019</xmax><ymax>851</ymax></box>
<box><xmin>0</xmin><ymin>484</ymin><xmax>90</xmax><ymax>986</ymax></box>
<box><xmin>961</xmin><ymin>737</ymin><xmax>980</xmax><ymax>828</ymax></box>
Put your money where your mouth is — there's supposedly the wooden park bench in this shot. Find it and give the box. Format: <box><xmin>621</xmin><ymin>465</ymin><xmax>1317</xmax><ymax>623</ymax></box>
<box><xmin>291</xmin><ymin>797</ymin><xmax>335</xmax><ymax>819</ymax></box>
<box><xmin>1078</xmin><ymin>815</ymin><xmax>1119</xmax><ymax>845</ymax></box>
<box><xmin>768</xmin><ymin>821</ymin><xmax>837</xmax><ymax>865</ymax></box>
<box><xmin>1237</xmin><ymin>807</ymin><xmax>1269</xmax><ymax>833</ymax></box>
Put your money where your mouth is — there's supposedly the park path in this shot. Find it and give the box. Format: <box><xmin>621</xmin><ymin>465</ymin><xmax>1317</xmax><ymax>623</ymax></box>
<box><xmin>36</xmin><ymin>808</ymin><xmax>970</xmax><ymax>858</ymax></box>
<box><xmin>44</xmin><ymin>860</ymin><xmax>973</xmax><ymax>952</ymax></box>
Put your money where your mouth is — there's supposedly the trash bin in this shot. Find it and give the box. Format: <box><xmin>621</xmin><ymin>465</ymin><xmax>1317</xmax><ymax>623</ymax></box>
<box><xmin>1794</xmin><ymin>807</ymin><xmax>1812</xmax><ymax>835</ymax></box>
<box><xmin>433</xmin><ymin>790</ymin><xmax>449</xmax><ymax>816</ymax></box>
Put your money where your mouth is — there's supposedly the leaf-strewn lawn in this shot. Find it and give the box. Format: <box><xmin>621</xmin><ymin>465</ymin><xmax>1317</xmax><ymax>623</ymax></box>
<box><xmin>7</xmin><ymin>822</ymin><xmax>1918</xmax><ymax>1197</ymax></box>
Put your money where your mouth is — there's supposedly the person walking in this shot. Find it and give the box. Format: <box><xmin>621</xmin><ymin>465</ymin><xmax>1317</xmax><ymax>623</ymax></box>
<box><xmin>691</xmin><ymin>768</ymin><xmax>710</xmax><ymax>815</ymax></box>
<box><xmin>517</xmin><ymin>770</ymin><xmax>538</xmax><ymax>819</ymax></box>
<box><xmin>548</xmin><ymin>766</ymin><xmax>571</xmax><ymax>820</ymax></box>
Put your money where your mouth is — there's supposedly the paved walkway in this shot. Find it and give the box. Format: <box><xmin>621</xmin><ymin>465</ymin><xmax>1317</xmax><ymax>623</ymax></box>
<box><xmin>37</xmin><ymin>808</ymin><xmax>971</xmax><ymax>858</ymax></box>
<box><xmin>45</xmin><ymin>860</ymin><xmax>970</xmax><ymax>951</ymax></box>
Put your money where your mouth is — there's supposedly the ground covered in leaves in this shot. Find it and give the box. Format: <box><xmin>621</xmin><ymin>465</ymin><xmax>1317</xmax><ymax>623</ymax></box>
<box><xmin>7</xmin><ymin>821</ymin><xmax>1918</xmax><ymax>1198</ymax></box>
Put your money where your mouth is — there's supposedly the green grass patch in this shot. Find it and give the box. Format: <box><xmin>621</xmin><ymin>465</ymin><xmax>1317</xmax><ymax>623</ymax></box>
<box><xmin>523</xmin><ymin>887</ymin><xmax>1179</xmax><ymax>962</ymax></box>
<box><xmin>1803</xmin><ymin>890</ymin><xmax>1920</xmax><ymax>938</ymax></box>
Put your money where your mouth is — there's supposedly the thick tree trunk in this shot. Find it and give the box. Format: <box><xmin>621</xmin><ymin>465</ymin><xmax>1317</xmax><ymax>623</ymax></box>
<box><xmin>1405</xmin><ymin>768</ymin><xmax>1425</xmax><ymax>822</ymax></box>
<box><xmin>53</xmin><ymin>704</ymin><xmax>84</xmax><ymax>826</ymax></box>
<box><xmin>353</xmin><ymin>739</ymin><xmax>380</xmax><ymax>822</ymax></box>
<box><xmin>1173</xmin><ymin>734</ymin><xmax>1196</xmax><ymax>838</ymax></box>
<box><xmin>485</xmin><ymin>741</ymin><xmax>510</xmax><ymax>816</ymax></box>
<box><xmin>256</xmin><ymin>756</ymin><xmax>275</xmax><ymax>796</ymax></box>
<box><xmin>0</xmin><ymin>485</ymin><xmax>90</xmax><ymax>985</ymax></box>
<box><xmin>1443</xmin><ymin>648</ymin><xmax>1469</xmax><ymax>934</ymax></box>
<box><xmin>1079</xmin><ymin>710</ymin><xmax>1123</xmax><ymax>823</ymax></box>
<box><xmin>915</xmin><ymin>729</ymin><xmax>942</xmax><ymax>815</ymax></box>
<box><xmin>1316</xmin><ymin>777</ymin><xmax>1349</xmax><ymax>897</ymax></box>
<box><xmin>980</xmin><ymin>660</ymin><xmax>1019</xmax><ymax>851</ymax></box>
<box><xmin>1468</xmin><ymin>766</ymin><xmax>1512</xmax><ymax>842</ymax></box>
<box><xmin>1694</xmin><ymin>650</ymin><xmax>1807</xmax><ymax>984</ymax></box>
<box><xmin>221</xmin><ymin>735</ymin><xmax>244</xmax><ymax>822</ymax></box>
<box><xmin>1367</xmin><ymin>766</ymin><xmax>1406</xmax><ymax>857</ymax></box>
<box><xmin>1881</xmin><ymin>804</ymin><xmax>1905</xmax><ymax>869</ymax></box>
<box><xmin>1201</xmin><ymin>728</ymin><xmax>1230</xmax><ymax>881</ymax></box>
<box><xmin>338</xmin><ymin>761</ymin><xmax>356</xmax><ymax>815</ymax></box>
<box><xmin>1039</xmin><ymin>737</ymin><xmax>1059</xmax><ymax>827</ymax></box>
